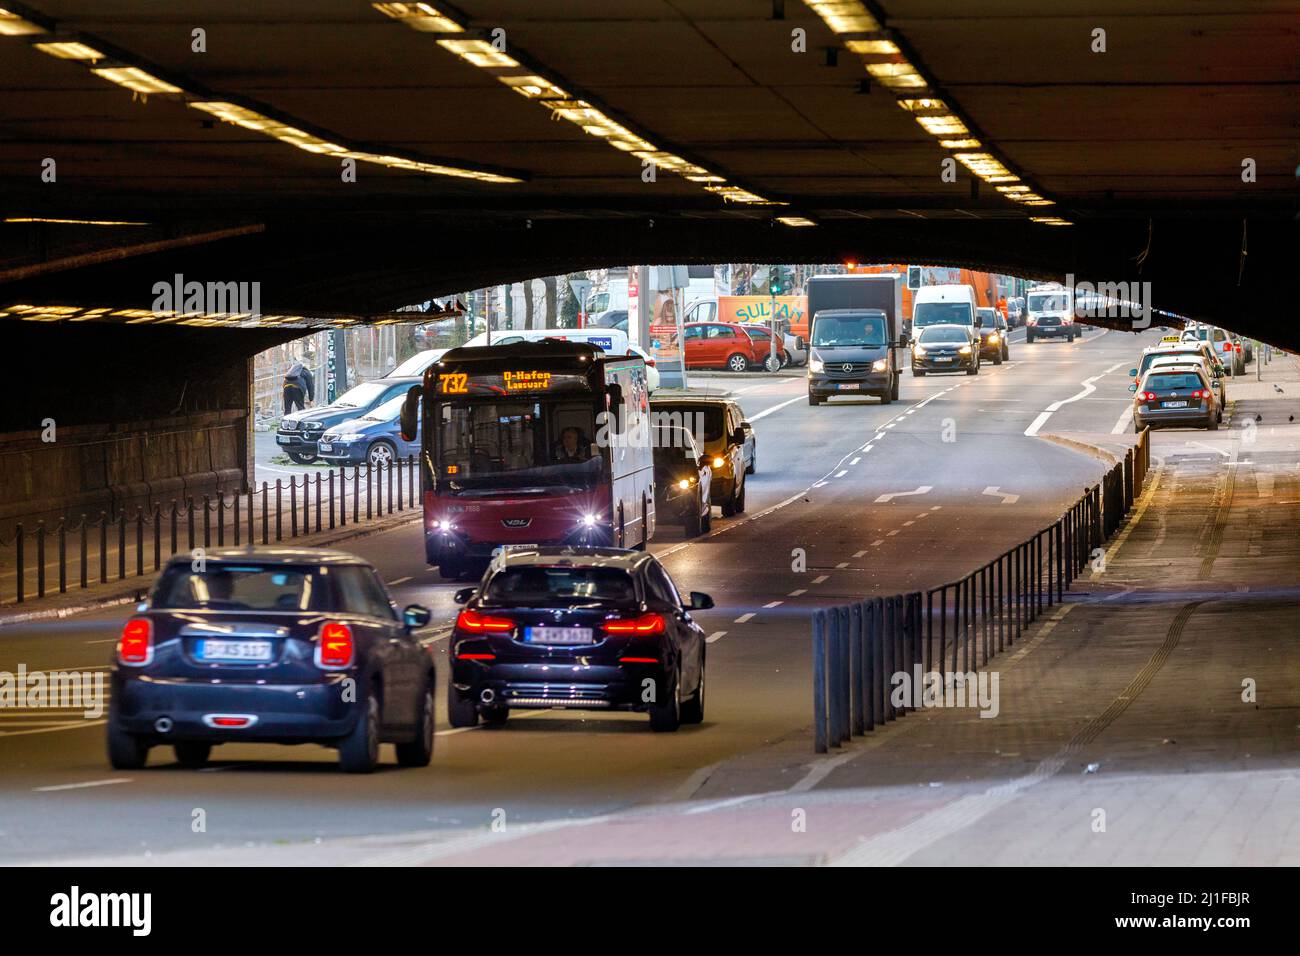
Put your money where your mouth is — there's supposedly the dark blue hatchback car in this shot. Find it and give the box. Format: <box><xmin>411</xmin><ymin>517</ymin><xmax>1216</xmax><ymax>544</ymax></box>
<box><xmin>108</xmin><ymin>548</ymin><xmax>435</xmax><ymax>773</ymax></box>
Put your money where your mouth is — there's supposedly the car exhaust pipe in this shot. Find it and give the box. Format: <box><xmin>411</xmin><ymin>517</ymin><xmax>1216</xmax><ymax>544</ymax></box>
<box><xmin>479</xmin><ymin>688</ymin><xmax>496</xmax><ymax>705</ymax></box>
<box><xmin>154</xmin><ymin>716</ymin><xmax>173</xmax><ymax>734</ymax></box>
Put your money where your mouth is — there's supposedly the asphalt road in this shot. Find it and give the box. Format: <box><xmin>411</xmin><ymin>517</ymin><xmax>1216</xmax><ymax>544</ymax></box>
<box><xmin>0</xmin><ymin>323</ymin><xmax>1173</xmax><ymax>863</ymax></box>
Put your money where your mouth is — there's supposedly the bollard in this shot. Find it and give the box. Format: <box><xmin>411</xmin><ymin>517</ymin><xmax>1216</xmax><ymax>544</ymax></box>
<box><xmin>828</xmin><ymin>608</ymin><xmax>844</xmax><ymax>747</ymax></box>
<box><xmin>290</xmin><ymin>478</ymin><xmax>299</xmax><ymax>538</ymax></box>
<box><xmin>153</xmin><ymin>504</ymin><xmax>162</xmax><ymax>569</ymax></box>
<box><xmin>15</xmin><ymin>524</ymin><xmax>23</xmax><ymax>603</ymax></box>
<box><xmin>217</xmin><ymin>491</ymin><xmax>225</xmax><ymax>547</ymax></box>
<box><xmin>813</xmin><ymin>610</ymin><xmax>828</xmax><ymax>754</ymax></box>
<box><xmin>850</xmin><ymin>602</ymin><xmax>865</xmax><ymax>736</ymax></box>
<box><xmin>234</xmin><ymin>493</ymin><xmax>241</xmax><ymax>547</ymax></box>
<box><xmin>80</xmin><ymin>516</ymin><xmax>88</xmax><ymax>590</ymax></box>
<box><xmin>862</xmin><ymin>600</ymin><xmax>875</xmax><ymax>732</ymax></box>
<box><xmin>838</xmin><ymin>606</ymin><xmax>851</xmax><ymax>742</ymax></box>
<box><xmin>882</xmin><ymin>597</ymin><xmax>895</xmax><ymax>721</ymax></box>
<box><xmin>36</xmin><ymin>521</ymin><xmax>45</xmax><ymax>598</ymax></box>
<box><xmin>872</xmin><ymin>598</ymin><xmax>885</xmax><ymax>727</ymax></box>
<box><xmin>58</xmin><ymin>521</ymin><xmax>67</xmax><ymax>594</ymax></box>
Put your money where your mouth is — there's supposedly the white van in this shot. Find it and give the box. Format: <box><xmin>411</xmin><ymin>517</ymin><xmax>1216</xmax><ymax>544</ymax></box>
<box><xmin>462</xmin><ymin>327</ymin><xmax>632</xmax><ymax>356</ymax></box>
<box><xmin>911</xmin><ymin>284</ymin><xmax>978</xmax><ymax>331</ymax></box>
<box><xmin>1024</xmin><ymin>284</ymin><xmax>1077</xmax><ymax>343</ymax></box>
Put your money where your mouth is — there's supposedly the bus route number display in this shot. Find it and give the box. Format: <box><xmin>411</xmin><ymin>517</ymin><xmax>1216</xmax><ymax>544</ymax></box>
<box><xmin>503</xmin><ymin>370</ymin><xmax>552</xmax><ymax>392</ymax></box>
<box><xmin>438</xmin><ymin>372</ymin><xmax>469</xmax><ymax>394</ymax></box>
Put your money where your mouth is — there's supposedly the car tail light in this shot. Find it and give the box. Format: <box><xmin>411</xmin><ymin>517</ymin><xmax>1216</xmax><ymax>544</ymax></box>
<box><xmin>455</xmin><ymin>649</ymin><xmax>497</xmax><ymax>660</ymax></box>
<box><xmin>1223</xmin><ymin>342</ymin><xmax>1232</xmax><ymax>352</ymax></box>
<box><xmin>619</xmin><ymin>656</ymin><xmax>661</xmax><ymax>664</ymax></box>
<box><xmin>1141</xmin><ymin>391</ymin><xmax>1157</xmax><ymax>402</ymax></box>
<box><xmin>455</xmin><ymin>609</ymin><xmax>516</xmax><ymax>632</ymax></box>
<box><xmin>118</xmin><ymin>617</ymin><xmax>153</xmax><ymax>666</ymax></box>
<box><xmin>317</xmin><ymin>621</ymin><xmax>354</xmax><ymax>668</ymax></box>
<box><xmin>604</xmin><ymin>613</ymin><xmax>666</xmax><ymax>635</ymax></box>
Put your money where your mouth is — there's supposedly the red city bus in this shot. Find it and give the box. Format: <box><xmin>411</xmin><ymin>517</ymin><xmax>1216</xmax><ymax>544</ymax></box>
<box><xmin>400</xmin><ymin>340</ymin><xmax>656</xmax><ymax>579</ymax></box>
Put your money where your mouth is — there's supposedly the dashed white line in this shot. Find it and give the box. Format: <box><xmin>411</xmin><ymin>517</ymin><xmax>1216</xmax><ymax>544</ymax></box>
<box><xmin>852</xmin><ymin>550</ymin><xmax>867</xmax><ymax>558</ymax></box>
<box><xmin>903</xmin><ymin>520</ymin><xmax>915</xmax><ymax>526</ymax></box>
<box><xmin>871</xmin><ymin>539</ymin><xmax>884</xmax><ymax>547</ymax></box>
<box><xmin>706</xmin><ymin>631</ymin><xmax>728</xmax><ymax>644</ymax></box>
<box><xmin>811</xmin><ymin>574</ymin><xmax>829</xmax><ymax>585</ymax></box>
<box><xmin>850</xmin><ymin>457</ymin><xmax>861</xmax><ymax>466</ymax></box>
<box><xmin>887</xmin><ymin>529</ymin><xmax>900</xmax><ymax>536</ymax></box>
<box><xmin>762</xmin><ymin>600</ymin><xmax>784</xmax><ymax>609</ymax></box>
<box><xmin>835</xmin><ymin>562</ymin><xmax>848</xmax><ymax>569</ymax></box>
<box><xmin>788</xmin><ymin>588</ymin><xmax>807</xmax><ymax>597</ymax></box>
<box><xmin>734</xmin><ymin>612</ymin><xmax>756</xmax><ymax>624</ymax></box>
<box><xmin>387</xmin><ymin>576</ymin><xmax>413</xmax><ymax>586</ymax></box>
<box><xmin>834</xmin><ymin>470</ymin><xmax>848</xmax><ymax>478</ymax></box>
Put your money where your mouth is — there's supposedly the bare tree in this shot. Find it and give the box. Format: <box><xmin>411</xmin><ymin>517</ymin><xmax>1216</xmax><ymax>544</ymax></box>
<box><xmin>543</xmin><ymin>276</ymin><xmax>558</xmax><ymax>328</ymax></box>
<box><xmin>523</xmin><ymin>280</ymin><xmax>535</xmax><ymax>329</ymax></box>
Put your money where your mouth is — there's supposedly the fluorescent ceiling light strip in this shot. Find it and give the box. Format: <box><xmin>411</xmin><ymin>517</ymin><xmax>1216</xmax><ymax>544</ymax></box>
<box><xmin>804</xmin><ymin>0</ymin><xmax>881</xmax><ymax>34</ymax></box>
<box><xmin>372</xmin><ymin>3</ymin><xmax>464</xmax><ymax>32</ymax></box>
<box><xmin>33</xmin><ymin>40</ymin><xmax>103</xmax><ymax>60</ymax></box>
<box><xmin>188</xmin><ymin>101</ymin><xmax>520</xmax><ymax>182</ymax></box>
<box><xmin>0</xmin><ymin>7</ymin><xmax>44</xmax><ymax>35</ymax></box>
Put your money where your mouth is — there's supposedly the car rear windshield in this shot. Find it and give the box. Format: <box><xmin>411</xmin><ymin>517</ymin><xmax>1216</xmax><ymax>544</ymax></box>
<box><xmin>483</xmin><ymin>566</ymin><xmax>637</xmax><ymax>605</ymax></box>
<box><xmin>654</xmin><ymin>405</ymin><xmax>723</xmax><ymax>442</ymax></box>
<box><xmin>919</xmin><ymin>326</ymin><xmax>969</xmax><ymax>344</ymax></box>
<box><xmin>1146</xmin><ymin>373</ymin><xmax>1204</xmax><ymax>390</ymax></box>
<box><xmin>152</xmin><ymin>564</ymin><xmax>327</xmax><ymax>611</ymax></box>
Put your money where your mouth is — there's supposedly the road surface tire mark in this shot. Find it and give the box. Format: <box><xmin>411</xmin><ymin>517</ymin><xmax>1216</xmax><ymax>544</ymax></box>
<box><xmin>1198</xmin><ymin>443</ymin><xmax>1240</xmax><ymax>579</ymax></box>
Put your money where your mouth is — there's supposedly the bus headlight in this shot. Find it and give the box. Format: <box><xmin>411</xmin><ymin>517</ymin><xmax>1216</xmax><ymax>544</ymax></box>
<box><xmin>808</xmin><ymin>356</ymin><xmax>824</xmax><ymax>373</ymax></box>
<box><xmin>677</xmin><ymin>478</ymin><xmax>692</xmax><ymax>490</ymax></box>
<box><xmin>580</xmin><ymin>514</ymin><xmax>599</xmax><ymax>528</ymax></box>
<box><xmin>433</xmin><ymin>518</ymin><xmax>455</xmax><ymax>532</ymax></box>
<box><xmin>872</xmin><ymin>359</ymin><xmax>888</xmax><ymax>372</ymax></box>
<box><xmin>712</xmin><ymin>456</ymin><xmax>726</xmax><ymax>469</ymax></box>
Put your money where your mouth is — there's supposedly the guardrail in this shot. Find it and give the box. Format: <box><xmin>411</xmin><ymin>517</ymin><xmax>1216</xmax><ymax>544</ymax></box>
<box><xmin>812</xmin><ymin>430</ymin><xmax>1150</xmax><ymax>752</ymax></box>
<box><xmin>0</xmin><ymin>457</ymin><xmax>421</xmax><ymax>606</ymax></box>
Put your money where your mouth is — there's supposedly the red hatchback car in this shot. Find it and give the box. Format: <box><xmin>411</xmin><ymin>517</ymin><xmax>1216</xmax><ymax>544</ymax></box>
<box><xmin>684</xmin><ymin>322</ymin><xmax>786</xmax><ymax>372</ymax></box>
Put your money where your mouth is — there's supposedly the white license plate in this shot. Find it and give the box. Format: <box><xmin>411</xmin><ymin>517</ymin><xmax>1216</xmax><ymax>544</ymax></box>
<box><xmin>491</xmin><ymin>544</ymin><xmax>538</xmax><ymax>557</ymax></box>
<box><xmin>318</xmin><ymin>442</ymin><xmax>333</xmax><ymax>452</ymax></box>
<box><xmin>197</xmin><ymin>639</ymin><xmax>273</xmax><ymax>662</ymax></box>
<box><xmin>837</xmin><ymin>383</ymin><xmax>860</xmax><ymax>390</ymax></box>
<box><xmin>1162</xmin><ymin>401</ymin><xmax>1189</xmax><ymax>408</ymax></box>
<box><xmin>525</xmin><ymin>627</ymin><xmax>595</xmax><ymax>645</ymax></box>
<box><xmin>276</xmin><ymin>435</ymin><xmax>292</xmax><ymax>444</ymax></box>
<box><xmin>935</xmin><ymin>357</ymin><xmax>954</xmax><ymax>363</ymax></box>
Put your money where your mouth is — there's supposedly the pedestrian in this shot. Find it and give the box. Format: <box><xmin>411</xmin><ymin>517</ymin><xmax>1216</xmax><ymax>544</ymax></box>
<box><xmin>283</xmin><ymin>352</ymin><xmax>315</xmax><ymax>415</ymax></box>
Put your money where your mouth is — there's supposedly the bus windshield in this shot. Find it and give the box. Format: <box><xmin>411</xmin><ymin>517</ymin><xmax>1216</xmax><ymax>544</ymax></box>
<box><xmin>437</xmin><ymin>399</ymin><xmax>600</xmax><ymax>494</ymax></box>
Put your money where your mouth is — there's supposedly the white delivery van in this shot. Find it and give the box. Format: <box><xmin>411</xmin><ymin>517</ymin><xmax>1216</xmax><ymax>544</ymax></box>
<box><xmin>1024</xmin><ymin>283</ymin><xmax>1077</xmax><ymax>343</ymax></box>
<box><xmin>462</xmin><ymin>327</ymin><xmax>632</xmax><ymax>356</ymax></box>
<box><xmin>911</xmin><ymin>284</ymin><xmax>979</xmax><ymax>332</ymax></box>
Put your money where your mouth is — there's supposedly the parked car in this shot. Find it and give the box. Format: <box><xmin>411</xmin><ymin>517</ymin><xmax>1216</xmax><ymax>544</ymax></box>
<box><xmin>652</xmin><ymin>425</ymin><xmax>712</xmax><ymax>537</ymax></box>
<box><xmin>318</xmin><ymin>394</ymin><xmax>420</xmax><ymax>468</ymax></box>
<box><xmin>1147</xmin><ymin>354</ymin><xmax>1223</xmax><ymax>423</ymax></box>
<box><xmin>683</xmin><ymin>321</ymin><xmax>785</xmax><ymax>372</ymax></box>
<box><xmin>107</xmin><ymin>549</ymin><xmax>435</xmax><ymax>773</ymax></box>
<box><xmin>277</xmin><ymin>376</ymin><xmax>422</xmax><ymax>464</ymax></box>
<box><xmin>911</xmin><ymin>323</ymin><xmax>980</xmax><ymax>376</ymax></box>
<box><xmin>1129</xmin><ymin>365</ymin><xmax>1218</xmax><ymax>432</ymax></box>
<box><xmin>447</xmin><ymin>547</ymin><xmax>711</xmax><ymax>732</ymax></box>
<box><xmin>976</xmin><ymin>307</ymin><xmax>1008</xmax><ymax>363</ymax></box>
<box><xmin>650</xmin><ymin>396</ymin><xmax>752</xmax><ymax>515</ymax></box>
<box><xmin>385</xmin><ymin>348</ymin><xmax>446</xmax><ymax>378</ymax></box>
<box><xmin>739</xmin><ymin>320</ymin><xmax>806</xmax><ymax>367</ymax></box>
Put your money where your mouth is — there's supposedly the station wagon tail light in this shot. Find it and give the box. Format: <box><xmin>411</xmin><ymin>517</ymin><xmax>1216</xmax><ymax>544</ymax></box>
<box><xmin>316</xmin><ymin>622</ymin><xmax>354</xmax><ymax>668</ymax></box>
<box><xmin>1141</xmin><ymin>391</ymin><xmax>1157</xmax><ymax>402</ymax></box>
<box><xmin>455</xmin><ymin>609</ymin><xmax>515</xmax><ymax>632</ymax></box>
<box><xmin>604</xmin><ymin>613</ymin><xmax>666</xmax><ymax>635</ymax></box>
<box><xmin>118</xmin><ymin>617</ymin><xmax>153</xmax><ymax>666</ymax></box>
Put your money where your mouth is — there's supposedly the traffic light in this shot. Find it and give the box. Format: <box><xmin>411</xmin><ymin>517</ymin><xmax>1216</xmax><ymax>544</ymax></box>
<box><xmin>769</xmin><ymin>265</ymin><xmax>790</xmax><ymax>296</ymax></box>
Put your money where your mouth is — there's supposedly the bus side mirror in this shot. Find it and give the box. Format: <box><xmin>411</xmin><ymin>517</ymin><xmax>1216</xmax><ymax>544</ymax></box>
<box><xmin>399</xmin><ymin>384</ymin><xmax>422</xmax><ymax>442</ymax></box>
<box><xmin>898</xmin><ymin>332</ymin><xmax>910</xmax><ymax>347</ymax></box>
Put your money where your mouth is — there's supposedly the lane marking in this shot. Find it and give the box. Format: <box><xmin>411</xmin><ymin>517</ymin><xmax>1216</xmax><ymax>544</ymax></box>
<box><xmin>886</xmin><ymin>529</ymin><xmax>900</xmax><ymax>536</ymax></box>
<box><xmin>834</xmin><ymin>470</ymin><xmax>848</xmax><ymax>478</ymax></box>
<box><xmin>1110</xmin><ymin>405</ymin><xmax>1134</xmax><ymax>434</ymax></box>
<box><xmin>811</xmin><ymin>574</ymin><xmax>829</xmax><ymax>585</ymax></box>
<box><xmin>871</xmin><ymin>539</ymin><xmax>884</xmax><ymax>547</ymax></box>
<box><xmin>34</xmin><ymin>778</ymin><xmax>131</xmax><ymax>793</ymax></box>
<box><xmin>982</xmin><ymin>486</ymin><xmax>1021</xmax><ymax>505</ymax></box>
<box><xmin>706</xmin><ymin>631</ymin><xmax>728</xmax><ymax>644</ymax></box>
<box><xmin>734</xmin><ymin>612</ymin><xmax>756</xmax><ymax>624</ymax></box>
<box><xmin>747</xmin><ymin>394</ymin><xmax>805</xmax><ymax>422</ymax></box>
<box><xmin>762</xmin><ymin>601</ymin><xmax>783</xmax><ymax>609</ymax></box>
<box><xmin>788</xmin><ymin>588</ymin><xmax>807</xmax><ymax>597</ymax></box>
<box><xmin>874</xmin><ymin>485</ymin><xmax>932</xmax><ymax>503</ymax></box>
<box><xmin>835</xmin><ymin>562</ymin><xmax>848</xmax><ymax>569</ymax></box>
<box><xmin>902</xmin><ymin>520</ymin><xmax>915</xmax><ymax>527</ymax></box>
<box><xmin>1023</xmin><ymin>411</ymin><xmax>1053</xmax><ymax>437</ymax></box>
<box><xmin>852</xmin><ymin>550</ymin><xmax>867</xmax><ymax>558</ymax></box>
<box><xmin>387</xmin><ymin>576</ymin><xmax>413</xmax><ymax>586</ymax></box>
<box><xmin>1025</xmin><ymin>361</ymin><xmax>1127</xmax><ymax>436</ymax></box>
<box><xmin>850</xmin><ymin>457</ymin><xmax>861</xmax><ymax>465</ymax></box>
<box><xmin>1187</xmin><ymin>440</ymin><xmax>1229</xmax><ymax>457</ymax></box>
